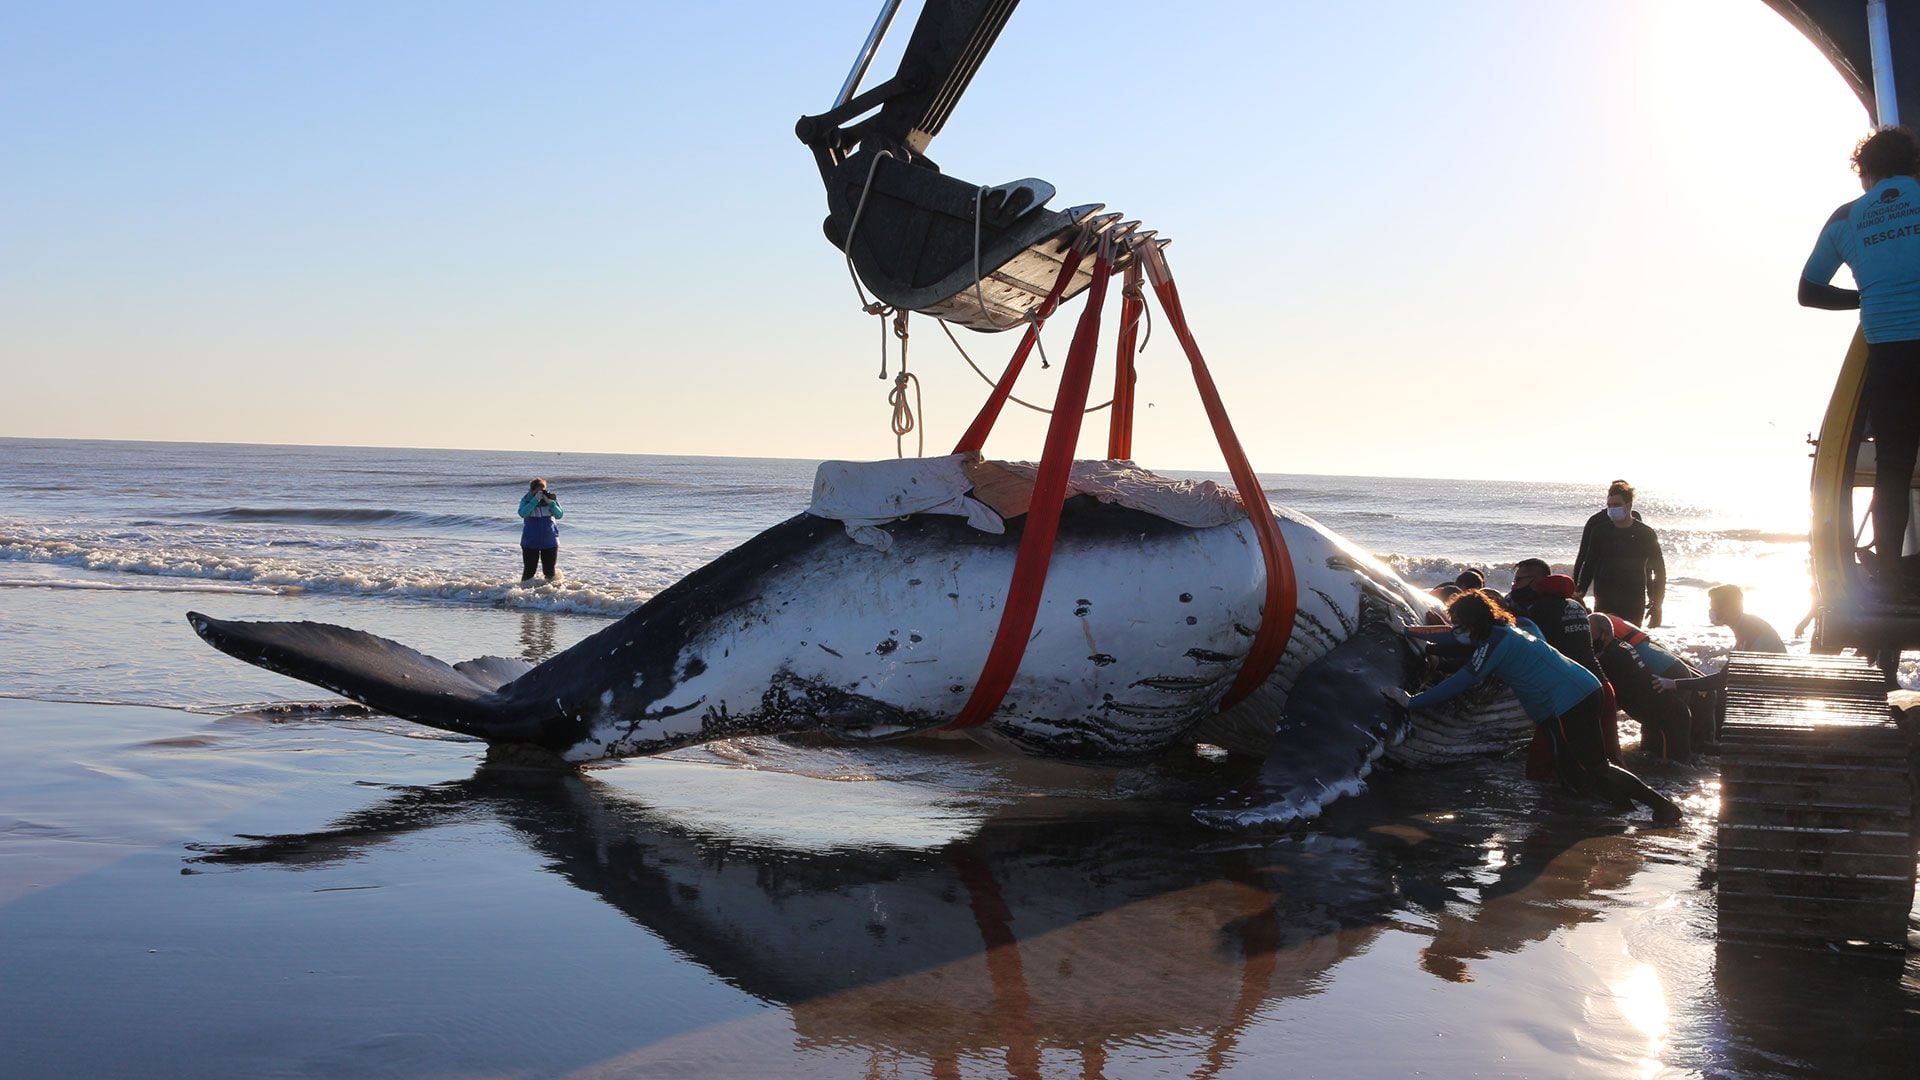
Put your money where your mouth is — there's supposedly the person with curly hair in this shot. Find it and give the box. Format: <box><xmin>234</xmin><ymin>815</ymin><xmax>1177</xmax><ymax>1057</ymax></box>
<box><xmin>1801</xmin><ymin>126</ymin><xmax>1920</xmax><ymax>568</ymax></box>
<box><xmin>1384</xmin><ymin>589</ymin><xmax>1682</xmax><ymax>823</ymax></box>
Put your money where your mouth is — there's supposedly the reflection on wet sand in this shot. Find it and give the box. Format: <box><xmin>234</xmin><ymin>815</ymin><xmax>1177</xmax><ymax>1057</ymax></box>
<box><xmin>190</xmin><ymin>761</ymin><xmax>1714</xmax><ymax>1077</ymax></box>
<box><xmin>518</xmin><ymin>611</ymin><xmax>559</xmax><ymax>663</ymax></box>
<box><xmin>1414</xmin><ymin>823</ymin><xmax>1641</xmax><ymax>983</ymax></box>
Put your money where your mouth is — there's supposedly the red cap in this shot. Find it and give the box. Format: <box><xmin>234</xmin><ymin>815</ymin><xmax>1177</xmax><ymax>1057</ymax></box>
<box><xmin>1535</xmin><ymin>573</ymin><xmax>1577</xmax><ymax>600</ymax></box>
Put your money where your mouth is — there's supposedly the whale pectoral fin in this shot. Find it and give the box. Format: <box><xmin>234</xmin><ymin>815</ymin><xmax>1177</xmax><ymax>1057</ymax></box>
<box><xmin>451</xmin><ymin>655</ymin><xmax>535</xmax><ymax>691</ymax></box>
<box><xmin>1195</xmin><ymin>617</ymin><xmax>1415</xmax><ymax>830</ymax></box>
<box><xmin>187</xmin><ymin>613</ymin><xmax>548</xmax><ymax>742</ymax></box>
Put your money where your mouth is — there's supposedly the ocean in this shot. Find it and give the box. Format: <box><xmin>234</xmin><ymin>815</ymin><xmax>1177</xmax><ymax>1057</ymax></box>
<box><xmin>0</xmin><ymin>437</ymin><xmax>1838</xmax><ymax>710</ymax></box>
<box><xmin>3</xmin><ymin>436</ymin><xmax>1915</xmax><ymax>1078</ymax></box>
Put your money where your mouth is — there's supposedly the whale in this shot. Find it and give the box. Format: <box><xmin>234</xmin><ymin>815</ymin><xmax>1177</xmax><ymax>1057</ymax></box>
<box><xmin>187</xmin><ymin>472</ymin><xmax>1529</xmax><ymax>823</ymax></box>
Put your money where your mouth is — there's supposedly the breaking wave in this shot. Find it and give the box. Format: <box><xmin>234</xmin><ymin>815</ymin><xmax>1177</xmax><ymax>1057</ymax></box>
<box><xmin>0</xmin><ymin>532</ymin><xmax>651</xmax><ymax>617</ymax></box>
<box><xmin>196</xmin><ymin>507</ymin><xmax>507</xmax><ymax>531</ymax></box>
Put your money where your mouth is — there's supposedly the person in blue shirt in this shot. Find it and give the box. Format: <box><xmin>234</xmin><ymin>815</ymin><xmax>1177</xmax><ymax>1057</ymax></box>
<box><xmin>1800</xmin><ymin>126</ymin><xmax>1920</xmax><ymax>570</ymax></box>
<box><xmin>517</xmin><ymin>478</ymin><xmax>564</xmax><ymax>582</ymax></box>
<box><xmin>1384</xmin><ymin>590</ymin><xmax>1682</xmax><ymax>823</ymax></box>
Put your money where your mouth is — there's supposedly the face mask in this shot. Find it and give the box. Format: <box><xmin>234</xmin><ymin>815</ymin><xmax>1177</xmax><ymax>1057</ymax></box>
<box><xmin>1606</xmin><ymin>506</ymin><xmax>1628</xmax><ymax>523</ymax></box>
<box><xmin>1452</xmin><ymin>630</ymin><xmax>1474</xmax><ymax>645</ymax></box>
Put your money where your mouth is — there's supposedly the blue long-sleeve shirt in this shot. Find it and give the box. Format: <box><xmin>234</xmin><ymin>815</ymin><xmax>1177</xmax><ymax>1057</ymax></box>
<box><xmin>1410</xmin><ymin>622</ymin><xmax>1600</xmax><ymax>723</ymax></box>
<box><xmin>518</xmin><ymin>492</ymin><xmax>563</xmax><ymax>549</ymax></box>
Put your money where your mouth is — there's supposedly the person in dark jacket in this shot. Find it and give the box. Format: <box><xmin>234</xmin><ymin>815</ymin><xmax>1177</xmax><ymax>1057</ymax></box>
<box><xmin>1506</xmin><ymin>561</ymin><xmax>1603</xmax><ymax>678</ymax></box>
<box><xmin>1589</xmin><ymin>614</ymin><xmax>1692</xmax><ymax>762</ymax></box>
<box><xmin>1572</xmin><ymin>479</ymin><xmax>1666</xmax><ymax>626</ymax></box>
<box><xmin>517</xmin><ymin>478</ymin><xmax>564</xmax><ymax>582</ymax></box>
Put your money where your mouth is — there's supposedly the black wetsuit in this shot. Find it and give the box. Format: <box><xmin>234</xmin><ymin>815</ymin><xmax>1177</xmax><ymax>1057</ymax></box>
<box><xmin>1508</xmin><ymin>587</ymin><xmax>1603</xmax><ymax>680</ymax></box>
<box><xmin>1540</xmin><ymin>690</ymin><xmax>1681</xmax><ymax>818</ymax></box>
<box><xmin>1595</xmin><ymin>639</ymin><xmax>1690</xmax><ymax>761</ymax></box>
<box><xmin>1573</xmin><ymin>512</ymin><xmax>1666</xmax><ymax>624</ymax></box>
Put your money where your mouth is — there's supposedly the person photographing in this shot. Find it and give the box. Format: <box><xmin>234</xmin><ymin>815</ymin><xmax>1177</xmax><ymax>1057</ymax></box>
<box><xmin>518</xmin><ymin>479</ymin><xmax>564</xmax><ymax>582</ymax></box>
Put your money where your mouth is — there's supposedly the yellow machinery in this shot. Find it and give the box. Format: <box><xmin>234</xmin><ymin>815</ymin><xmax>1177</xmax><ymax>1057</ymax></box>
<box><xmin>1808</xmin><ymin>328</ymin><xmax>1920</xmax><ymax>676</ymax></box>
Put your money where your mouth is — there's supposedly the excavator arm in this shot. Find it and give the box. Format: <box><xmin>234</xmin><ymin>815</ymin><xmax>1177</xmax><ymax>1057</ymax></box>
<box><xmin>796</xmin><ymin>0</ymin><xmax>1113</xmax><ymax>331</ymax></box>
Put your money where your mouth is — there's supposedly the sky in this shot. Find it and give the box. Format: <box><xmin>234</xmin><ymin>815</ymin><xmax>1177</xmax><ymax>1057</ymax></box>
<box><xmin>0</xmin><ymin>0</ymin><xmax>1878</xmax><ymax>490</ymax></box>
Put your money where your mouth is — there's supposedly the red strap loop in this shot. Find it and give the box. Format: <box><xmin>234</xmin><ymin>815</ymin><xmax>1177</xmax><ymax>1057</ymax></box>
<box><xmin>1146</xmin><ymin>270</ymin><xmax>1296</xmax><ymax>708</ymax></box>
<box><xmin>944</xmin><ymin>253</ymin><xmax>1114</xmax><ymax>729</ymax></box>
<box><xmin>952</xmin><ymin>249</ymin><xmax>1086</xmax><ymax>456</ymax></box>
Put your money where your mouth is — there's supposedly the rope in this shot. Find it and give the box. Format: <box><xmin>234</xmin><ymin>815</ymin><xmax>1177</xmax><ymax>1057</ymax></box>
<box><xmin>1121</xmin><ymin>274</ymin><xmax>1152</xmax><ymax>353</ymax></box>
<box><xmin>887</xmin><ymin>310</ymin><xmax>923</xmax><ymax>457</ymax></box>
<box><xmin>936</xmin><ymin>318</ymin><xmax>1112</xmax><ymax>414</ymax></box>
<box><xmin>971</xmin><ymin>184</ymin><xmax>1035</xmax><ymax>333</ymax></box>
<box><xmin>890</xmin><ymin>371</ymin><xmax>922</xmax><ymax>457</ymax></box>
<box><xmin>839</xmin><ymin>150</ymin><xmax>905</xmax><ymax>381</ymax></box>
<box><xmin>841</xmin><ymin>150</ymin><xmax>895</xmax><ymax>315</ymax></box>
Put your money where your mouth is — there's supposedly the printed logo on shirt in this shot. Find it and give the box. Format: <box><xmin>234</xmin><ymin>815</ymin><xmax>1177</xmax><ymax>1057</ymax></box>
<box><xmin>1863</xmin><ymin>223</ymin><xmax>1920</xmax><ymax>247</ymax></box>
<box><xmin>1882</xmin><ymin>188</ymin><xmax>1903</xmax><ymax>204</ymax></box>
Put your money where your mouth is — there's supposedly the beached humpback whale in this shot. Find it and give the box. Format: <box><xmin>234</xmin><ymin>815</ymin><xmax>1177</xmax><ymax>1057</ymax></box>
<box><xmin>188</xmin><ymin>472</ymin><xmax>1528</xmax><ymax>823</ymax></box>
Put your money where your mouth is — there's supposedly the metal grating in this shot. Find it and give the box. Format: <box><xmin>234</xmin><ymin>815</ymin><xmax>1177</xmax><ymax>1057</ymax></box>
<box><xmin>1714</xmin><ymin>652</ymin><xmax>1916</xmax><ymax>947</ymax></box>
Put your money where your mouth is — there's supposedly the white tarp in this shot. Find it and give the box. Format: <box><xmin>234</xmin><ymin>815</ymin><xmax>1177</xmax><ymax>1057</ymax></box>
<box><xmin>808</xmin><ymin>453</ymin><xmax>1246</xmax><ymax>549</ymax></box>
<box><xmin>808</xmin><ymin>455</ymin><xmax>1004</xmax><ymax>551</ymax></box>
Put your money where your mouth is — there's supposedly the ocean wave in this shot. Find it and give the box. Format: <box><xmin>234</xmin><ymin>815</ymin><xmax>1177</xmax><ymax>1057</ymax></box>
<box><xmin>197</xmin><ymin>506</ymin><xmax>507</xmax><ymax>531</ymax></box>
<box><xmin>1382</xmin><ymin>554</ymin><xmax>1537</xmax><ymax>586</ymax></box>
<box><xmin>0</xmin><ymin>534</ymin><xmax>649</xmax><ymax>617</ymax></box>
<box><xmin>0</xmin><ymin>577</ymin><xmax>287</xmax><ymax>596</ymax></box>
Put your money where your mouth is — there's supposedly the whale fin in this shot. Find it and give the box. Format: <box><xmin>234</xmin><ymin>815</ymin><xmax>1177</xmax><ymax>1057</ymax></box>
<box><xmin>187</xmin><ymin>613</ymin><xmax>554</xmax><ymax>742</ymax></box>
<box><xmin>451</xmin><ymin>655</ymin><xmax>535</xmax><ymax>690</ymax></box>
<box><xmin>1194</xmin><ymin>615</ymin><xmax>1416</xmax><ymax>830</ymax></box>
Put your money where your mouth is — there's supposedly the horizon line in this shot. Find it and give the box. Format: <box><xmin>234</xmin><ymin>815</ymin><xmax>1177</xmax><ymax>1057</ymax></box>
<box><xmin>0</xmin><ymin>432</ymin><xmax>1684</xmax><ymax>490</ymax></box>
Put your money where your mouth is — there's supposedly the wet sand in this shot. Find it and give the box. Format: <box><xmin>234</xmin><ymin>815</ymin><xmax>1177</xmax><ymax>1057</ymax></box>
<box><xmin>2</xmin><ymin>694</ymin><xmax>1916</xmax><ymax>1078</ymax></box>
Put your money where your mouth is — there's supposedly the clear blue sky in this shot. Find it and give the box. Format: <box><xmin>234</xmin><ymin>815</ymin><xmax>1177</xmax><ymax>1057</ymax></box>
<box><xmin>0</xmin><ymin>0</ymin><xmax>1874</xmax><ymax>491</ymax></box>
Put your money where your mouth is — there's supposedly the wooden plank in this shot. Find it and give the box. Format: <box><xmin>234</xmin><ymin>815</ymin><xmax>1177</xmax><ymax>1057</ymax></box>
<box><xmin>1718</xmin><ymin>867</ymin><xmax>1916</xmax><ymax>902</ymax></box>
<box><xmin>1717</xmin><ymin>844</ymin><xmax>1916</xmax><ymax>877</ymax></box>
<box><xmin>1718</xmin><ymin>822</ymin><xmax>1917</xmax><ymax>857</ymax></box>
<box><xmin>1714</xmin><ymin>652</ymin><xmax>1915</xmax><ymax>946</ymax></box>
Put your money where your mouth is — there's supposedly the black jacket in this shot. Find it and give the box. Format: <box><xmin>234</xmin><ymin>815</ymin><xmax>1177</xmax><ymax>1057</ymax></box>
<box><xmin>1510</xmin><ymin>587</ymin><xmax>1604</xmax><ymax>680</ymax></box>
<box><xmin>1572</xmin><ymin>510</ymin><xmax>1666</xmax><ymax>622</ymax></box>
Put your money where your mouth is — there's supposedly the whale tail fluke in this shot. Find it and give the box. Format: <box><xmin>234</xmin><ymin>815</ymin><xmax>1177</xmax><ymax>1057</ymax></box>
<box><xmin>187</xmin><ymin>612</ymin><xmax>552</xmax><ymax>742</ymax></box>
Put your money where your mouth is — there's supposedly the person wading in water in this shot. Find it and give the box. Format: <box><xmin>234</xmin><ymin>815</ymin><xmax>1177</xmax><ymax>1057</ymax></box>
<box><xmin>518</xmin><ymin>478</ymin><xmax>563</xmax><ymax>582</ymax></box>
<box><xmin>1573</xmin><ymin>480</ymin><xmax>1666</xmax><ymax>627</ymax></box>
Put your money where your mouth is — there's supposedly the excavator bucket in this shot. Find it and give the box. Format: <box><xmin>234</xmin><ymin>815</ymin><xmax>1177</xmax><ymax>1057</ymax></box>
<box><xmin>798</xmin><ymin>0</ymin><xmax>1120</xmax><ymax>331</ymax></box>
<box><xmin>821</xmin><ymin>153</ymin><xmax>1100</xmax><ymax>330</ymax></box>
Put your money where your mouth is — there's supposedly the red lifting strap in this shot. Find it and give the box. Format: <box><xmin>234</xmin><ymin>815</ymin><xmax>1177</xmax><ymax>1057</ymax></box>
<box><xmin>944</xmin><ymin>251</ymin><xmax>1114</xmax><ymax>730</ymax></box>
<box><xmin>1106</xmin><ymin>262</ymin><xmax>1143</xmax><ymax>461</ymax></box>
<box><xmin>952</xmin><ymin>249</ymin><xmax>1086</xmax><ymax>456</ymax></box>
<box><xmin>1144</xmin><ymin>258</ymin><xmax>1297</xmax><ymax>709</ymax></box>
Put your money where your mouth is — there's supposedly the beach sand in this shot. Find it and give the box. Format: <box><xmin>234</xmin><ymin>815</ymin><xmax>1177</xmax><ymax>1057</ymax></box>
<box><xmin>4</xmin><ymin>691</ymin><xmax>1917</xmax><ymax>1078</ymax></box>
